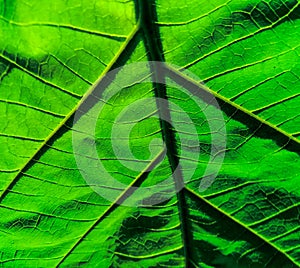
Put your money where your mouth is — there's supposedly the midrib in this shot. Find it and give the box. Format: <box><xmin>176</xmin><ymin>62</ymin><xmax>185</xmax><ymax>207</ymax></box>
<box><xmin>136</xmin><ymin>0</ymin><xmax>193</xmax><ymax>266</ymax></box>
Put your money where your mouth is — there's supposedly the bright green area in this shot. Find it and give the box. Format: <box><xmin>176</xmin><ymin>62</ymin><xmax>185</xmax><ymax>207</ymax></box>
<box><xmin>0</xmin><ymin>0</ymin><xmax>299</xmax><ymax>267</ymax></box>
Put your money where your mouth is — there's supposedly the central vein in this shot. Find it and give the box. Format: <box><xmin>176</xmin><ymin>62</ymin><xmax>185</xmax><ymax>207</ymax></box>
<box><xmin>135</xmin><ymin>0</ymin><xmax>192</xmax><ymax>266</ymax></box>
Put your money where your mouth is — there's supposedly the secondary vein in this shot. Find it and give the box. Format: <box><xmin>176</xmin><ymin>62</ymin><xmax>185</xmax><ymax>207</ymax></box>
<box><xmin>56</xmin><ymin>148</ymin><xmax>166</xmax><ymax>267</ymax></box>
<box><xmin>0</xmin><ymin>26</ymin><xmax>141</xmax><ymax>206</ymax></box>
<box><xmin>166</xmin><ymin>65</ymin><xmax>300</xmax><ymax>151</ymax></box>
<box><xmin>185</xmin><ymin>187</ymin><xmax>300</xmax><ymax>267</ymax></box>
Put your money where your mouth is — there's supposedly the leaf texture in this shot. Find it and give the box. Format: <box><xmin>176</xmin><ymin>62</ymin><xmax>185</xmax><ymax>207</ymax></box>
<box><xmin>0</xmin><ymin>0</ymin><xmax>299</xmax><ymax>267</ymax></box>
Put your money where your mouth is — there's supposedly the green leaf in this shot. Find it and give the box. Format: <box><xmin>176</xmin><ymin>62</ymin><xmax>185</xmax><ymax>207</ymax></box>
<box><xmin>0</xmin><ymin>0</ymin><xmax>300</xmax><ymax>267</ymax></box>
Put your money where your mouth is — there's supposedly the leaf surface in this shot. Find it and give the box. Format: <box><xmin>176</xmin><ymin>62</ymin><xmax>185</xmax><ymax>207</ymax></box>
<box><xmin>0</xmin><ymin>0</ymin><xmax>299</xmax><ymax>267</ymax></box>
